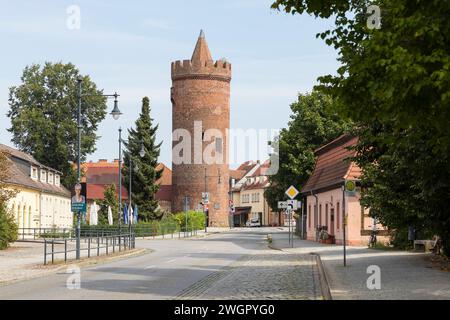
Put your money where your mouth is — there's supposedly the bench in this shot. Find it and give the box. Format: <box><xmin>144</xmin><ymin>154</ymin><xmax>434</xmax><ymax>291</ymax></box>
<box><xmin>414</xmin><ymin>240</ymin><xmax>435</xmax><ymax>252</ymax></box>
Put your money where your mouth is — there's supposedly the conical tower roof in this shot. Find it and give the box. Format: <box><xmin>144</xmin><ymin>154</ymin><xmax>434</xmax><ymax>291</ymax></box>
<box><xmin>191</xmin><ymin>29</ymin><xmax>213</xmax><ymax>63</ymax></box>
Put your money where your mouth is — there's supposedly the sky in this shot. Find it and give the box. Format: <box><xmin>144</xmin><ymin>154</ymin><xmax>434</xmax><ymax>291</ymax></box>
<box><xmin>0</xmin><ymin>0</ymin><xmax>339</xmax><ymax>169</ymax></box>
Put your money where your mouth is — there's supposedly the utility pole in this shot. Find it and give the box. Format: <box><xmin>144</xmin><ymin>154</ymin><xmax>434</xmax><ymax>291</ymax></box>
<box><xmin>75</xmin><ymin>76</ymin><xmax>82</xmax><ymax>260</ymax></box>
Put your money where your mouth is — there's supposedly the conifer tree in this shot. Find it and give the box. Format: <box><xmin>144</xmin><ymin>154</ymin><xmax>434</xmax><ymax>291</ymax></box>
<box><xmin>123</xmin><ymin>97</ymin><xmax>163</xmax><ymax>221</ymax></box>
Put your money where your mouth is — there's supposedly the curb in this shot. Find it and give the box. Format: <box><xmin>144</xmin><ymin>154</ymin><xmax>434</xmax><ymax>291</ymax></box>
<box><xmin>311</xmin><ymin>253</ymin><xmax>332</xmax><ymax>300</ymax></box>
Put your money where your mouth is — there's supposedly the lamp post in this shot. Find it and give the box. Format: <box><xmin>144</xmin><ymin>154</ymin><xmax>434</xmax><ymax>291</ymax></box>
<box><xmin>203</xmin><ymin>168</ymin><xmax>222</xmax><ymax>232</ymax></box>
<box><xmin>75</xmin><ymin>76</ymin><xmax>121</xmax><ymax>260</ymax></box>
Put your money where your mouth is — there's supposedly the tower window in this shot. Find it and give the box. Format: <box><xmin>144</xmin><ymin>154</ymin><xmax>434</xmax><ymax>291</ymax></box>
<box><xmin>215</xmin><ymin>138</ymin><xmax>223</xmax><ymax>153</ymax></box>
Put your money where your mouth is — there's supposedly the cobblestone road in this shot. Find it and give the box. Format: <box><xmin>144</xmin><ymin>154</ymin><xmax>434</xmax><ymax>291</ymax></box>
<box><xmin>177</xmin><ymin>248</ymin><xmax>322</xmax><ymax>300</ymax></box>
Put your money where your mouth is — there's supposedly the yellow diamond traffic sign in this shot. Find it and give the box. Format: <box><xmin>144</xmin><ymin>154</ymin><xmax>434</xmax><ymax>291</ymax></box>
<box><xmin>285</xmin><ymin>186</ymin><xmax>300</xmax><ymax>200</ymax></box>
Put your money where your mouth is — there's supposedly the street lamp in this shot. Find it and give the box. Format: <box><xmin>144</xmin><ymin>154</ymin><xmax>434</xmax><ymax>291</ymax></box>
<box><xmin>203</xmin><ymin>168</ymin><xmax>222</xmax><ymax>233</ymax></box>
<box><xmin>75</xmin><ymin>76</ymin><xmax>121</xmax><ymax>260</ymax></box>
<box><xmin>110</xmin><ymin>93</ymin><xmax>122</xmax><ymax>120</ymax></box>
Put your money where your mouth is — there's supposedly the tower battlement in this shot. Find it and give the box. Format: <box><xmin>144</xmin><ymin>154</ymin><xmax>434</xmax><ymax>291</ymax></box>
<box><xmin>171</xmin><ymin>59</ymin><xmax>232</xmax><ymax>82</ymax></box>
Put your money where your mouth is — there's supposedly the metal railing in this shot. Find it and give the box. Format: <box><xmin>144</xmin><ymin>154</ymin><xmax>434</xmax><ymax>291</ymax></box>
<box><xmin>43</xmin><ymin>232</ymin><xmax>135</xmax><ymax>265</ymax></box>
<box><xmin>18</xmin><ymin>225</ymin><xmax>200</xmax><ymax>241</ymax></box>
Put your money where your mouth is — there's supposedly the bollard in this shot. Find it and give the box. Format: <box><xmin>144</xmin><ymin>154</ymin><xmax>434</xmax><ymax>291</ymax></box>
<box><xmin>64</xmin><ymin>239</ymin><xmax>67</xmax><ymax>262</ymax></box>
<box><xmin>97</xmin><ymin>236</ymin><xmax>100</xmax><ymax>256</ymax></box>
<box><xmin>44</xmin><ymin>239</ymin><xmax>47</xmax><ymax>265</ymax></box>
<box><xmin>51</xmin><ymin>240</ymin><xmax>54</xmax><ymax>264</ymax></box>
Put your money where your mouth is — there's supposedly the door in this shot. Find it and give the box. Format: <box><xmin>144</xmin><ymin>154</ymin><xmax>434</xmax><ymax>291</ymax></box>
<box><xmin>330</xmin><ymin>209</ymin><xmax>335</xmax><ymax>235</ymax></box>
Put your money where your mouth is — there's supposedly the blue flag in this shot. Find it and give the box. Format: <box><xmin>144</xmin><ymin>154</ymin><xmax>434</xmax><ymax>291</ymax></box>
<box><xmin>123</xmin><ymin>204</ymin><xmax>128</xmax><ymax>225</ymax></box>
<box><xmin>134</xmin><ymin>205</ymin><xmax>138</xmax><ymax>224</ymax></box>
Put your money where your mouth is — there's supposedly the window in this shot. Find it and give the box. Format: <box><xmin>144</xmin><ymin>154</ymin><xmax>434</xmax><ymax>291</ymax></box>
<box><xmin>242</xmin><ymin>194</ymin><xmax>250</xmax><ymax>203</ymax></box>
<box><xmin>215</xmin><ymin>138</ymin><xmax>223</xmax><ymax>153</ymax></box>
<box><xmin>55</xmin><ymin>175</ymin><xmax>60</xmax><ymax>187</ymax></box>
<box><xmin>48</xmin><ymin>172</ymin><xmax>54</xmax><ymax>184</ymax></box>
<box><xmin>40</xmin><ymin>170</ymin><xmax>47</xmax><ymax>183</ymax></box>
<box><xmin>31</xmin><ymin>167</ymin><xmax>38</xmax><ymax>180</ymax></box>
<box><xmin>337</xmin><ymin>202</ymin><xmax>340</xmax><ymax>230</ymax></box>
<box><xmin>319</xmin><ymin>204</ymin><xmax>322</xmax><ymax>226</ymax></box>
<box><xmin>308</xmin><ymin>205</ymin><xmax>311</xmax><ymax>229</ymax></box>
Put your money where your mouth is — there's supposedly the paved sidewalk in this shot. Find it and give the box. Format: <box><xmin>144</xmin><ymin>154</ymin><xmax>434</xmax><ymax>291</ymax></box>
<box><xmin>271</xmin><ymin>232</ymin><xmax>450</xmax><ymax>300</ymax></box>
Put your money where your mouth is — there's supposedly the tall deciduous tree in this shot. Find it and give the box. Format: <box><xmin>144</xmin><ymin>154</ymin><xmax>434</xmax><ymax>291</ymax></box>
<box><xmin>7</xmin><ymin>62</ymin><xmax>107</xmax><ymax>188</ymax></box>
<box><xmin>123</xmin><ymin>97</ymin><xmax>163</xmax><ymax>221</ymax></box>
<box><xmin>265</xmin><ymin>91</ymin><xmax>351</xmax><ymax>212</ymax></box>
<box><xmin>272</xmin><ymin>0</ymin><xmax>450</xmax><ymax>254</ymax></box>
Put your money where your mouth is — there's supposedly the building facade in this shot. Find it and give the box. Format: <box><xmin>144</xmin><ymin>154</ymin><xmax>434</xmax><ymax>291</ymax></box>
<box><xmin>1</xmin><ymin>144</ymin><xmax>72</xmax><ymax>229</ymax></box>
<box><xmin>302</xmin><ymin>135</ymin><xmax>389</xmax><ymax>246</ymax></box>
<box><xmin>230</xmin><ymin>160</ymin><xmax>280</xmax><ymax>227</ymax></box>
<box><xmin>171</xmin><ymin>30</ymin><xmax>231</xmax><ymax>226</ymax></box>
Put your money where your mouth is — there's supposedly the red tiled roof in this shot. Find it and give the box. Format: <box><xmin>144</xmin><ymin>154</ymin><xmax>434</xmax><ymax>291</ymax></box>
<box><xmin>87</xmin><ymin>184</ymin><xmax>129</xmax><ymax>201</ymax></box>
<box><xmin>236</xmin><ymin>161</ymin><xmax>258</xmax><ymax>173</ymax></box>
<box><xmin>1</xmin><ymin>144</ymin><xmax>70</xmax><ymax>197</ymax></box>
<box><xmin>230</xmin><ymin>169</ymin><xmax>246</xmax><ymax>180</ymax></box>
<box><xmin>302</xmin><ymin>135</ymin><xmax>361</xmax><ymax>194</ymax></box>
<box><xmin>81</xmin><ymin>160</ymin><xmax>172</xmax><ymax>201</ymax></box>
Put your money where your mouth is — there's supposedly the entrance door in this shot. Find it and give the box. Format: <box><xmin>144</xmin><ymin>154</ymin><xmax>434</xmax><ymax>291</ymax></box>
<box><xmin>330</xmin><ymin>209</ymin><xmax>335</xmax><ymax>235</ymax></box>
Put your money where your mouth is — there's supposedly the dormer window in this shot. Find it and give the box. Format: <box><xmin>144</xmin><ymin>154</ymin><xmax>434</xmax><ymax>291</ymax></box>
<box><xmin>48</xmin><ymin>172</ymin><xmax>54</xmax><ymax>184</ymax></box>
<box><xmin>55</xmin><ymin>175</ymin><xmax>60</xmax><ymax>187</ymax></box>
<box><xmin>40</xmin><ymin>169</ymin><xmax>47</xmax><ymax>183</ymax></box>
<box><xmin>31</xmin><ymin>167</ymin><xmax>38</xmax><ymax>180</ymax></box>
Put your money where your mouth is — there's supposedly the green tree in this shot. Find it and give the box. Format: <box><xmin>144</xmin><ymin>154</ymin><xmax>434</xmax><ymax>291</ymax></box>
<box><xmin>272</xmin><ymin>0</ymin><xmax>450</xmax><ymax>254</ymax></box>
<box><xmin>123</xmin><ymin>97</ymin><xmax>163</xmax><ymax>222</ymax></box>
<box><xmin>7</xmin><ymin>62</ymin><xmax>108</xmax><ymax>188</ymax></box>
<box><xmin>265</xmin><ymin>91</ymin><xmax>351</xmax><ymax>211</ymax></box>
<box><xmin>97</xmin><ymin>184</ymin><xmax>119</xmax><ymax>225</ymax></box>
<box><xmin>0</xmin><ymin>150</ymin><xmax>18</xmax><ymax>249</ymax></box>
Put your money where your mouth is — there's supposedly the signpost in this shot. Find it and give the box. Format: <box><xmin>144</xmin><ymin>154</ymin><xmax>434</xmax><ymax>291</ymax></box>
<box><xmin>282</xmin><ymin>186</ymin><xmax>300</xmax><ymax>248</ymax></box>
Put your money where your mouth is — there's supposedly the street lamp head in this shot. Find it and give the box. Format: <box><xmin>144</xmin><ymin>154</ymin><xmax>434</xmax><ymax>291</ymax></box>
<box><xmin>110</xmin><ymin>94</ymin><xmax>122</xmax><ymax>120</ymax></box>
<box><xmin>139</xmin><ymin>144</ymin><xmax>145</xmax><ymax>158</ymax></box>
<box><xmin>77</xmin><ymin>75</ymin><xmax>83</xmax><ymax>82</ymax></box>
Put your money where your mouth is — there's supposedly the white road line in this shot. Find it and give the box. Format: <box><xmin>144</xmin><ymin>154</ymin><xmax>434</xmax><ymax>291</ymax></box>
<box><xmin>166</xmin><ymin>259</ymin><xmax>177</xmax><ymax>264</ymax></box>
<box><xmin>144</xmin><ymin>265</ymin><xmax>156</xmax><ymax>269</ymax></box>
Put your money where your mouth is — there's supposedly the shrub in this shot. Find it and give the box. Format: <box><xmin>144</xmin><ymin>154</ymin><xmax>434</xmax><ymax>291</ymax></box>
<box><xmin>0</xmin><ymin>205</ymin><xmax>18</xmax><ymax>250</ymax></box>
<box><xmin>172</xmin><ymin>211</ymin><xmax>206</xmax><ymax>231</ymax></box>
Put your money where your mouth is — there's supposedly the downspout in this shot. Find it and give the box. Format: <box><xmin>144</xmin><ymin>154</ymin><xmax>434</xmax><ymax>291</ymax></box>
<box><xmin>311</xmin><ymin>191</ymin><xmax>319</xmax><ymax>242</ymax></box>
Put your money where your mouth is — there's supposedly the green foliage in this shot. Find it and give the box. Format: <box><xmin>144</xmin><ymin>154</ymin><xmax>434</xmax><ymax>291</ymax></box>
<box><xmin>0</xmin><ymin>205</ymin><xmax>18</xmax><ymax>250</ymax></box>
<box><xmin>172</xmin><ymin>211</ymin><xmax>206</xmax><ymax>231</ymax></box>
<box><xmin>264</xmin><ymin>90</ymin><xmax>351</xmax><ymax>211</ymax></box>
<box><xmin>7</xmin><ymin>62</ymin><xmax>108</xmax><ymax>188</ymax></box>
<box><xmin>123</xmin><ymin>97</ymin><xmax>163</xmax><ymax>221</ymax></box>
<box><xmin>0</xmin><ymin>150</ymin><xmax>18</xmax><ymax>249</ymax></box>
<box><xmin>96</xmin><ymin>184</ymin><xmax>119</xmax><ymax>225</ymax></box>
<box><xmin>272</xmin><ymin>0</ymin><xmax>450</xmax><ymax>256</ymax></box>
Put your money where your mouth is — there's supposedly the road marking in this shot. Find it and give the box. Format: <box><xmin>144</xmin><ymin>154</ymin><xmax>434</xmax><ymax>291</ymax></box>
<box><xmin>166</xmin><ymin>259</ymin><xmax>177</xmax><ymax>264</ymax></box>
<box><xmin>145</xmin><ymin>265</ymin><xmax>156</xmax><ymax>269</ymax></box>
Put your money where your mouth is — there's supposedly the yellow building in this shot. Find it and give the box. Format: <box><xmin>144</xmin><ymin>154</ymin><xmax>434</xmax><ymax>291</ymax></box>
<box><xmin>1</xmin><ymin>144</ymin><xmax>72</xmax><ymax>230</ymax></box>
<box><xmin>230</xmin><ymin>160</ymin><xmax>280</xmax><ymax>227</ymax></box>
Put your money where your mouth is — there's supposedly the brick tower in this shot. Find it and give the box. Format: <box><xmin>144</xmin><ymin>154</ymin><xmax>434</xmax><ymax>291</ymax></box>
<box><xmin>171</xmin><ymin>30</ymin><xmax>231</xmax><ymax>227</ymax></box>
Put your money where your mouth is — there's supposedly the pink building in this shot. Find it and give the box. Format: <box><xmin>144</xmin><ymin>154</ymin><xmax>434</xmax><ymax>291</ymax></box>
<box><xmin>302</xmin><ymin>135</ymin><xmax>389</xmax><ymax>246</ymax></box>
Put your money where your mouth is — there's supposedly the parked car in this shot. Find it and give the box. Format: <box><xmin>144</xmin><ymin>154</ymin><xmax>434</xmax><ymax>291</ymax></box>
<box><xmin>246</xmin><ymin>218</ymin><xmax>261</xmax><ymax>228</ymax></box>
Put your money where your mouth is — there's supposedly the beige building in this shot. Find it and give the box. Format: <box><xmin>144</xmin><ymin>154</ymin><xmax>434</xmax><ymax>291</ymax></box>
<box><xmin>1</xmin><ymin>144</ymin><xmax>72</xmax><ymax>230</ymax></box>
<box><xmin>230</xmin><ymin>160</ymin><xmax>279</xmax><ymax>227</ymax></box>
